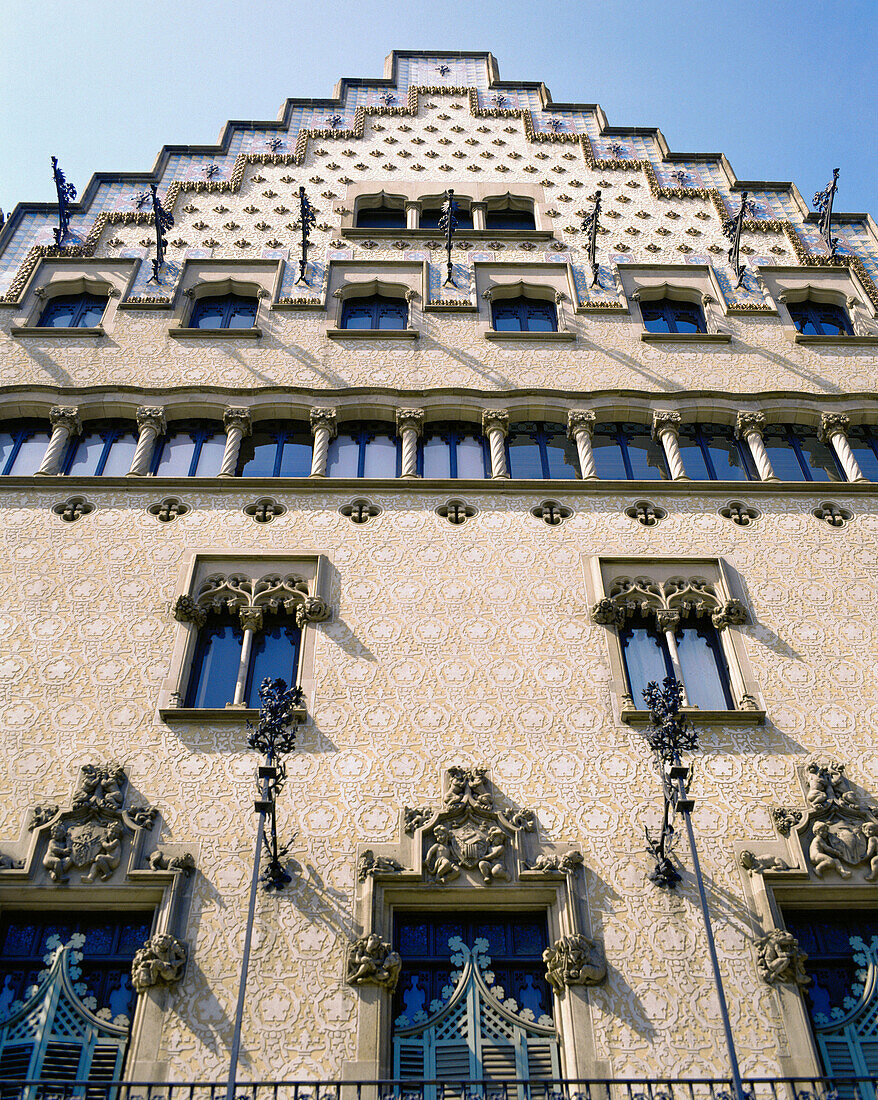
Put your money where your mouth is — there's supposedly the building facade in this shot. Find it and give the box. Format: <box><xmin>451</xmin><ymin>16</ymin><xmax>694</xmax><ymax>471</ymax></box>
<box><xmin>1</xmin><ymin>50</ymin><xmax>878</xmax><ymax>1091</ymax></box>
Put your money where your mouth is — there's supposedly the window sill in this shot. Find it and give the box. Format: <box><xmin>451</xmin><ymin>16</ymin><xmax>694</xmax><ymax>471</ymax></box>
<box><xmin>168</xmin><ymin>327</ymin><xmax>262</xmax><ymax>339</ymax></box>
<box><xmin>621</xmin><ymin>706</ymin><xmax>765</xmax><ymax>726</ymax></box>
<box><xmin>640</xmin><ymin>331</ymin><xmax>732</xmax><ymax>344</ymax></box>
<box><xmin>159</xmin><ymin>705</ymin><xmax>307</xmax><ymax>724</ymax></box>
<box><xmin>326</xmin><ymin>328</ymin><xmax>418</xmax><ymax>340</ymax></box>
<box><xmin>794</xmin><ymin>333</ymin><xmax>878</xmax><ymax>346</ymax></box>
<box><xmin>10</xmin><ymin>325</ymin><xmax>105</xmax><ymax>337</ymax></box>
<box><xmin>485</xmin><ymin>330</ymin><xmax>575</xmax><ymax>342</ymax></box>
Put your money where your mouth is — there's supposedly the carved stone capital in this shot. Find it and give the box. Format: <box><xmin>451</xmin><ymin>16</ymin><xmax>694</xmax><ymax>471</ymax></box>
<box><xmin>818</xmin><ymin>412</ymin><xmax>851</xmax><ymax>444</ymax></box>
<box><xmin>106</xmin><ymin>287</ymin><xmax>122</xmax><ymax>299</ymax></box>
<box><xmin>136</xmin><ymin>406</ymin><xmax>167</xmax><ymax>436</ymax></box>
<box><xmin>223</xmin><ymin>407</ymin><xmax>252</xmax><ymax>436</ymax></box>
<box><xmin>543</xmin><ymin>933</ymin><xmax>606</xmax><ymax>992</ymax></box>
<box><xmin>173</xmin><ymin>594</ymin><xmax>206</xmax><ymax>628</ymax></box>
<box><xmin>567</xmin><ymin>410</ymin><xmax>595</xmax><ymax>439</ymax></box>
<box><xmin>238</xmin><ymin>606</ymin><xmax>263</xmax><ymax>632</ymax></box>
<box><xmin>735</xmin><ymin>411</ymin><xmax>765</xmax><ymax>439</ymax></box>
<box><xmin>310</xmin><ymin>407</ymin><xmax>338</xmax><ymax>438</ymax></box>
<box><xmin>712</xmin><ymin>598</ymin><xmax>748</xmax><ymax>630</ymax></box>
<box><xmin>395</xmin><ymin>408</ymin><xmax>424</xmax><ymax>436</ymax></box>
<box><xmin>346</xmin><ymin>934</ymin><xmax>402</xmax><ymax>991</ymax></box>
<box><xmin>590</xmin><ymin>597</ymin><xmax>621</xmax><ymax>626</ymax></box>
<box><xmin>481</xmin><ymin>409</ymin><xmax>509</xmax><ymax>437</ymax></box>
<box><xmin>654</xmin><ymin>609</ymin><xmax>681</xmax><ymax>631</ymax></box>
<box><xmin>49</xmin><ymin>405</ymin><xmax>81</xmax><ymax>436</ymax></box>
<box><xmin>131</xmin><ymin>933</ymin><xmax>187</xmax><ymax>993</ymax></box>
<box><xmin>755</xmin><ymin>930</ymin><xmax>811</xmax><ymax>988</ymax></box>
<box><xmin>651</xmin><ymin>410</ymin><xmax>681</xmax><ymax>442</ymax></box>
<box><xmin>295</xmin><ymin>595</ymin><xmax>331</xmax><ymax>628</ymax></box>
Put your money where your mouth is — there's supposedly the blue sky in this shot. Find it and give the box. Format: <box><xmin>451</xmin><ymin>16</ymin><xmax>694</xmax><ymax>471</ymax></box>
<box><xmin>1</xmin><ymin>0</ymin><xmax>876</xmax><ymax>217</ymax></box>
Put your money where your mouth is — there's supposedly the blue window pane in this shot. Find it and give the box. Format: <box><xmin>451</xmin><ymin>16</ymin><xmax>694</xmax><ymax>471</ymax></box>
<box><xmin>343</xmin><ymin>309</ymin><xmax>373</xmax><ymax>329</ymax></box>
<box><xmin>798</xmin><ymin>432</ymin><xmax>844</xmax><ymax>482</ymax></box>
<box><xmin>154</xmin><ymin>433</ymin><xmax>197</xmax><ymax>476</ymax></box>
<box><xmin>485</xmin><ymin>210</ymin><xmax>536</xmax><ymax>231</ymax></box>
<box><xmin>194</xmin><ymin>432</ymin><xmax>226</xmax><ymax>475</ymax></box>
<box><xmin>420</xmin><ymin>208</ymin><xmax>474</xmax><ymax>230</ymax></box>
<box><xmin>848</xmin><ymin>428</ymin><xmax>878</xmax><ymax>481</ymax></box>
<box><xmin>679</xmin><ymin>425</ymin><xmax>752</xmax><ymax>481</ymax></box>
<box><xmin>507</xmin><ymin>434</ymin><xmax>544</xmax><ymax>478</ymax></box>
<box><xmin>227</xmin><ymin>300</ymin><xmax>258</xmax><ymax>328</ymax></box>
<box><xmin>621</xmin><ymin>621</ymin><xmax>670</xmax><ymax>708</ymax></box>
<box><xmin>456</xmin><ymin>435</ymin><xmax>487</xmax><ymax>478</ymax></box>
<box><xmin>527</xmin><ymin>311</ymin><xmax>555</xmax><ymax>332</ymax></box>
<box><xmin>5</xmin><ymin>431</ymin><xmax>50</xmax><ymax>474</ymax></box>
<box><xmin>341</xmin><ymin>294</ymin><xmax>407</xmax><ymax>330</ymax></box>
<box><xmin>99</xmin><ymin>433</ymin><xmax>138</xmax><ymax>476</ymax></box>
<box><xmin>625</xmin><ymin>431</ymin><xmax>669</xmax><ymax>480</ymax></box>
<box><xmin>278</xmin><ymin>437</ymin><xmax>313</xmax><ymax>477</ymax></box>
<box><xmin>493</xmin><ymin>308</ymin><xmax>522</xmax><ymax>331</ymax></box>
<box><xmin>240</xmin><ymin>432</ymin><xmax>281</xmax><ymax>477</ymax></box>
<box><xmin>675</xmin><ymin>625</ymin><xmax>733</xmax><ymax>710</ymax></box>
<box><xmin>788</xmin><ymin>301</ymin><xmax>852</xmax><ymax>336</ymax></box>
<box><xmin>185</xmin><ymin>619</ymin><xmax>243</xmax><ymax>708</ymax></box>
<box><xmin>190</xmin><ymin>301</ymin><xmax>226</xmax><ymax>327</ymax></box>
<box><xmin>356</xmin><ymin>208</ymin><xmax>406</xmax><ymax>228</ymax></box>
<box><xmin>703</xmin><ymin>433</ymin><xmax>750</xmax><ymax>480</ymax></box>
<box><xmin>80</xmin><ymin>301</ymin><xmax>108</xmax><ymax>326</ymax></box>
<box><xmin>376</xmin><ymin>306</ymin><xmax>406</xmax><ymax>329</ymax></box>
<box><xmin>762</xmin><ymin>430</ymin><xmax>807</xmax><ymax>480</ymax></box>
<box><xmin>244</xmin><ymin>622</ymin><xmax>302</xmax><ymax>707</ymax></box>
<box><xmin>38</xmin><ymin>293</ymin><xmax>107</xmax><ymax>328</ymax></box>
<box><xmin>592</xmin><ymin>431</ymin><xmax>627</xmax><ymax>478</ymax></box>
<box><xmin>423</xmin><ymin>434</ymin><xmax>452</xmax><ymax>478</ymax></box>
<box><xmin>543</xmin><ymin>429</ymin><xmax>578</xmax><ymax>479</ymax></box>
<box><xmin>326</xmin><ymin>435</ymin><xmax>361</xmax><ymax>477</ymax></box>
<box><xmin>362</xmin><ymin>434</ymin><xmax>398</xmax><ymax>477</ymax></box>
<box><xmin>678</xmin><ymin>438</ymin><xmax>712</xmax><ymax>479</ymax></box>
<box><xmin>642</xmin><ymin>310</ymin><xmax>672</xmax><ymax>333</ymax></box>
<box><xmin>65</xmin><ymin>432</ymin><xmax>108</xmax><ymax>476</ymax></box>
<box><xmin>191</xmin><ymin>294</ymin><xmax>257</xmax><ymax>329</ymax></box>
<box><xmin>40</xmin><ymin>300</ymin><xmax>78</xmax><ymax>327</ymax></box>
<box><xmin>0</xmin><ymin>433</ymin><xmax>14</xmax><ymax>473</ymax></box>
<box><xmin>641</xmin><ymin>297</ymin><xmax>705</xmax><ymax>334</ymax></box>
<box><xmin>491</xmin><ymin>298</ymin><xmax>557</xmax><ymax>332</ymax></box>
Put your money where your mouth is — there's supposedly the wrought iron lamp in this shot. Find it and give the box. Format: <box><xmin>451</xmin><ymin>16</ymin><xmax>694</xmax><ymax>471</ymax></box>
<box><xmin>149</xmin><ymin>185</ymin><xmax>174</xmax><ymax>283</ymax></box>
<box><xmin>814</xmin><ymin>168</ymin><xmax>840</xmax><ymax>256</ymax></box>
<box><xmin>51</xmin><ymin>157</ymin><xmax>76</xmax><ymax>246</ymax></box>
<box><xmin>581</xmin><ymin>190</ymin><xmax>601</xmax><ymax>286</ymax></box>
<box><xmin>295</xmin><ymin>185</ymin><xmax>317</xmax><ymax>285</ymax></box>
<box><xmin>438</xmin><ymin>188</ymin><xmax>458</xmax><ymax>286</ymax></box>
<box><xmin>723</xmin><ymin>191</ymin><xmax>750</xmax><ymax>288</ymax></box>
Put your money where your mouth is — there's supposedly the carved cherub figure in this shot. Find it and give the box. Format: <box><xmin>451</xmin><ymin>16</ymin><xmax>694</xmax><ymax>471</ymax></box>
<box><xmin>346</xmin><ymin>933</ymin><xmax>402</xmax><ymax>990</ymax></box>
<box><xmin>805</xmin><ymin>763</ymin><xmax>831</xmax><ymax>809</ymax></box>
<box><xmin>131</xmin><ymin>933</ymin><xmax>187</xmax><ymax>992</ymax></box>
<box><xmin>809</xmin><ymin>821</ymin><xmax>851</xmax><ymax>878</ymax></box>
<box><xmin>73</xmin><ymin>764</ymin><xmax>100</xmax><ymax>809</ymax></box>
<box><xmin>756</xmin><ymin>930</ymin><xmax>811</xmax><ymax>988</ymax></box>
<box><xmin>862</xmin><ymin>821</ymin><xmax>878</xmax><ymax>882</ymax></box>
<box><xmin>43</xmin><ymin>823</ymin><xmax>72</xmax><ymax>883</ymax></box>
<box><xmin>82</xmin><ymin>821</ymin><xmax>124</xmax><ymax>883</ymax></box>
<box><xmin>425</xmin><ymin>825</ymin><xmax>460</xmax><ymax>884</ymax></box>
<box><xmin>478</xmin><ymin>827</ymin><xmax>510</xmax><ymax>884</ymax></box>
<box><xmin>100</xmin><ymin>763</ymin><xmax>126</xmax><ymax>811</ymax></box>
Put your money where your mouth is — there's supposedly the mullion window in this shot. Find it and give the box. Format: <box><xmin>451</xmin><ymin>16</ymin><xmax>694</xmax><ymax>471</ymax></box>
<box><xmin>340</xmin><ymin>295</ymin><xmax>407</xmax><ymax>330</ymax></box>
<box><xmin>491</xmin><ymin>299</ymin><xmax>557</xmax><ymax>333</ymax></box>
<box><xmin>641</xmin><ymin>297</ymin><xmax>705</xmax><ymax>334</ymax></box>
<box><xmin>616</xmin><ymin>427</ymin><xmax>636</xmax><ymax>480</ymax></box>
<box><xmin>38</xmin><ymin>293</ymin><xmax>107</xmax><ymax>328</ymax></box>
<box><xmin>787</xmin><ymin>300</ymin><xmax>852</xmax><ymax>336</ymax></box>
<box><xmin>190</xmin><ymin>294</ymin><xmax>257</xmax><ymax>330</ymax></box>
<box><xmin>1</xmin><ymin>427</ymin><xmax>45</xmax><ymax>476</ymax></box>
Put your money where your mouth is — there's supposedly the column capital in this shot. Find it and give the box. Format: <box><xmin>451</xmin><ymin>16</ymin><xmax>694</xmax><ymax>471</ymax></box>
<box><xmin>238</xmin><ymin>606</ymin><xmax>263</xmax><ymax>633</ymax></box>
<box><xmin>735</xmin><ymin>411</ymin><xmax>766</xmax><ymax>440</ymax></box>
<box><xmin>395</xmin><ymin>408</ymin><xmax>424</xmax><ymax>436</ymax></box>
<box><xmin>567</xmin><ymin>410</ymin><xmax>595</xmax><ymax>440</ymax></box>
<box><xmin>655</xmin><ymin>609</ymin><xmax>681</xmax><ymax>631</ymax></box>
<box><xmin>310</xmin><ymin>407</ymin><xmax>338</xmax><ymax>439</ymax></box>
<box><xmin>404</xmin><ymin>198</ymin><xmax>422</xmax><ymax>211</ymax></box>
<box><xmin>818</xmin><ymin>412</ymin><xmax>851</xmax><ymax>444</ymax></box>
<box><xmin>651</xmin><ymin>410</ymin><xmax>681</xmax><ymax>442</ymax></box>
<box><xmin>49</xmin><ymin>406</ymin><xmax>81</xmax><ymax>436</ymax></box>
<box><xmin>481</xmin><ymin>409</ymin><xmax>509</xmax><ymax>437</ymax></box>
<box><xmin>223</xmin><ymin>407</ymin><xmax>252</xmax><ymax>436</ymax></box>
<box><xmin>470</xmin><ymin>199</ymin><xmax>488</xmax><ymax>211</ymax></box>
<box><xmin>136</xmin><ymin>406</ymin><xmax>166</xmax><ymax>435</ymax></box>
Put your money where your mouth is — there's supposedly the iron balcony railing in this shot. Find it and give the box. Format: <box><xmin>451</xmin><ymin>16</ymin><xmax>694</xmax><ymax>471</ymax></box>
<box><xmin>0</xmin><ymin>1078</ymin><xmax>874</xmax><ymax>1100</ymax></box>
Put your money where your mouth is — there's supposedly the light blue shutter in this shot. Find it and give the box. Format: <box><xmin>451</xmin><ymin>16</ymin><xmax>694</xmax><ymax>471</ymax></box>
<box><xmin>814</xmin><ymin>934</ymin><xmax>878</xmax><ymax>1090</ymax></box>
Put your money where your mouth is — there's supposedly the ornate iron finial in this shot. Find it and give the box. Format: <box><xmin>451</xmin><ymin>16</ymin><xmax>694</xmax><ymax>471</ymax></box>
<box><xmin>266</xmin><ymin>136</ymin><xmax>283</xmax><ymax>152</ymax></box>
<box><xmin>439</xmin><ymin>188</ymin><xmax>458</xmax><ymax>286</ymax></box>
<box><xmin>295</xmin><ymin>186</ymin><xmax>317</xmax><ymax>285</ymax></box>
<box><xmin>326</xmin><ymin>114</ymin><xmax>343</xmax><ymax>128</ymax></box>
<box><xmin>582</xmin><ymin>190</ymin><xmax>602</xmax><ymax>286</ymax></box>
<box><xmin>149</xmin><ymin>185</ymin><xmax>175</xmax><ymax>283</ymax></box>
<box><xmin>51</xmin><ymin>156</ymin><xmax>77</xmax><ymax>246</ymax></box>
<box><xmin>722</xmin><ymin>191</ymin><xmax>750</xmax><ymax>288</ymax></box>
<box><xmin>814</xmin><ymin>168</ymin><xmax>840</xmax><ymax>256</ymax></box>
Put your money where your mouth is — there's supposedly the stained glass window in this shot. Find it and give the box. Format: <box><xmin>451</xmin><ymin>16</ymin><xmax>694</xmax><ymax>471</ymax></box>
<box><xmin>37</xmin><ymin>293</ymin><xmax>107</xmax><ymax>328</ymax></box>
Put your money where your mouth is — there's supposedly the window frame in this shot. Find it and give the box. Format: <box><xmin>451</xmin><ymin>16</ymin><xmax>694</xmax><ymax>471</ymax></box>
<box><xmin>235</xmin><ymin>422</ymin><xmax>314</xmax><ymax>478</ymax></box>
<box><xmin>326</xmin><ymin>421</ymin><xmax>401</xmax><ymax>478</ymax></box>
<box><xmin>150</xmin><ymin>420</ymin><xmax>227</xmax><ymax>478</ymax></box>
<box><xmin>505</xmin><ymin>421</ymin><xmax>580</xmax><ymax>480</ymax></box>
<box><xmin>490</xmin><ymin>297</ymin><xmax>559</xmax><ymax>334</ymax></box>
<box><xmin>36</xmin><ymin>291</ymin><xmax>109</xmax><ymax>329</ymax></box>
<box><xmin>677</xmin><ymin>422</ymin><xmax>758</xmax><ymax>481</ymax></box>
<box><xmin>340</xmin><ymin>293</ymin><xmax>409</xmax><ymax>332</ymax></box>
<box><xmin>188</xmin><ymin>292</ymin><xmax>259</xmax><ymax>331</ymax></box>
<box><xmin>61</xmin><ymin>421</ymin><xmax>139</xmax><ymax>478</ymax></box>
<box><xmin>419</xmin><ymin>423</ymin><xmax>490</xmax><ymax>479</ymax></box>
<box><xmin>786</xmin><ymin>299</ymin><xmax>853</xmax><ymax>337</ymax></box>
<box><xmin>591</xmin><ymin>421</ymin><xmax>670</xmax><ymax>481</ymax></box>
<box><xmin>639</xmin><ymin>295</ymin><xmax>707</xmax><ymax>335</ymax></box>
<box><xmin>0</xmin><ymin>421</ymin><xmax>53</xmax><ymax>476</ymax></box>
<box><xmin>762</xmin><ymin>424</ymin><xmax>846</xmax><ymax>483</ymax></box>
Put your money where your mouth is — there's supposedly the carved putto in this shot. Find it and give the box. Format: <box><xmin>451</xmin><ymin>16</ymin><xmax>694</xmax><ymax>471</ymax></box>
<box><xmin>543</xmin><ymin>933</ymin><xmax>606</xmax><ymax>991</ymax></box>
<box><xmin>346</xmin><ymin>933</ymin><xmax>402</xmax><ymax>991</ymax></box>
<box><xmin>131</xmin><ymin>933</ymin><xmax>188</xmax><ymax>993</ymax></box>
<box><xmin>755</xmin><ymin>930</ymin><xmax>811</xmax><ymax>988</ymax></box>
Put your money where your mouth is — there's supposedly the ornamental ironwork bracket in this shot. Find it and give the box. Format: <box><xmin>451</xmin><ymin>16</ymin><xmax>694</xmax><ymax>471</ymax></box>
<box><xmin>814</xmin><ymin>168</ymin><xmax>840</xmax><ymax>256</ymax></box>
<box><xmin>149</xmin><ymin>185</ymin><xmax>174</xmax><ymax>283</ymax></box>
<box><xmin>295</xmin><ymin>186</ymin><xmax>317</xmax><ymax>285</ymax></box>
<box><xmin>581</xmin><ymin>190</ymin><xmax>602</xmax><ymax>286</ymax></box>
<box><xmin>722</xmin><ymin>191</ymin><xmax>750</xmax><ymax>288</ymax></box>
<box><xmin>51</xmin><ymin>156</ymin><xmax>77</xmax><ymax>247</ymax></box>
<box><xmin>439</xmin><ymin>188</ymin><xmax>458</xmax><ymax>286</ymax></box>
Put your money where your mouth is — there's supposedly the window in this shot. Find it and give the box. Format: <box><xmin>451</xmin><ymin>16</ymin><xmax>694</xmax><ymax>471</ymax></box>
<box><xmin>420</xmin><ymin>205</ymin><xmax>474</xmax><ymax>231</ymax></box>
<box><xmin>485</xmin><ymin>205</ymin><xmax>536</xmax><ymax>232</ymax></box>
<box><xmin>37</xmin><ymin>293</ymin><xmax>107</xmax><ymax>329</ymax></box>
<box><xmin>340</xmin><ymin>294</ymin><xmax>408</xmax><ymax>330</ymax></box>
<box><xmin>678</xmin><ymin>423</ymin><xmax>757</xmax><ymax>481</ymax></box>
<box><xmin>189</xmin><ymin>294</ymin><xmax>258</xmax><ymax>330</ymax></box>
<box><xmin>506</xmin><ymin>422</ymin><xmax>579</xmax><ymax>479</ymax></box>
<box><xmin>783</xmin><ymin>910</ymin><xmax>878</xmax><ymax>1078</ymax></box>
<box><xmin>356</xmin><ymin>205</ymin><xmax>406</xmax><ymax>229</ymax></box>
<box><xmin>0</xmin><ymin>912</ymin><xmax>152</xmax><ymax>1087</ymax></box>
<box><xmin>236</xmin><ymin>422</ymin><xmax>312</xmax><ymax>477</ymax></box>
<box><xmin>592</xmin><ymin>422</ymin><xmax>669</xmax><ymax>480</ymax></box>
<box><xmin>640</xmin><ymin>296</ymin><xmax>706</xmax><ymax>334</ymax></box>
<box><xmin>185</xmin><ymin>612</ymin><xmax>301</xmax><ymax>709</ymax></box>
<box><xmin>620</xmin><ymin>610</ymin><xmax>734</xmax><ymax>711</ymax></box>
<box><xmin>151</xmin><ymin>421</ymin><xmax>226</xmax><ymax>477</ymax></box>
<box><xmin>787</xmin><ymin>299</ymin><xmax>853</xmax><ymax>336</ymax></box>
<box><xmin>392</xmin><ymin>912</ymin><xmax>558</xmax><ymax>1084</ymax></box>
<box><xmin>762</xmin><ymin>425</ymin><xmax>845</xmax><ymax>482</ymax></box>
<box><xmin>848</xmin><ymin>425</ymin><xmax>878</xmax><ymax>482</ymax></box>
<box><xmin>326</xmin><ymin>421</ymin><xmax>399</xmax><ymax>477</ymax></box>
<box><xmin>0</xmin><ymin>422</ymin><xmax>52</xmax><ymax>475</ymax></box>
<box><xmin>62</xmin><ymin>421</ymin><xmax>138</xmax><ymax>477</ymax></box>
<box><xmin>421</xmin><ymin>423</ymin><xmax>489</xmax><ymax>478</ymax></box>
<box><xmin>491</xmin><ymin>297</ymin><xmax>557</xmax><ymax>333</ymax></box>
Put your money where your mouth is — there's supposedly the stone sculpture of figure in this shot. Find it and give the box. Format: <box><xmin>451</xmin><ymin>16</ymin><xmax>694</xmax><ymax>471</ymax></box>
<box><xmin>346</xmin><ymin>933</ymin><xmax>402</xmax><ymax>991</ymax></box>
<box><xmin>809</xmin><ymin>821</ymin><xmax>851</xmax><ymax>878</ymax></box>
<box><xmin>43</xmin><ymin>823</ymin><xmax>72</xmax><ymax>883</ymax></box>
<box><xmin>425</xmin><ymin>825</ymin><xmax>460</xmax><ymax>884</ymax></box>
<box><xmin>357</xmin><ymin>849</ymin><xmax>403</xmax><ymax>882</ymax></box>
<box><xmin>531</xmin><ymin>852</ymin><xmax>584</xmax><ymax>875</ymax></box>
<box><xmin>543</xmin><ymin>934</ymin><xmax>606</xmax><ymax>991</ymax></box>
<box><xmin>862</xmin><ymin>822</ymin><xmax>878</xmax><ymax>882</ymax></box>
<box><xmin>478</xmin><ymin>827</ymin><xmax>510</xmax><ymax>884</ymax></box>
<box><xmin>756</xmin><ymin>930</ymin><xmax>811</xmax><ymax>988</ymax></box>
<box><xmin>131</xmin><ymin>933</ymin><xmax>187</xmax><ymax>993</ymax></box>
<box><xmin>100</xmin><ymin>763</ymin><xmax>126</xmax><ymax>812</ymax></box>
<box><xmin>805</xmin><ymin>763</ymin><xmax>832</xmax><ymax>809</ymax></box>
<box><xmin>739</xmin><ymin>850</ymin><xmax>789</xmax><ymax>875</ymax></box>
<box><xmin>73</xmin><ymin>764</ymin><xmax>100</xmax><ymax>809</ymax></box>
<box><xmin>83</xmin><ymin>821</ymin><xmax>124</xmax><ymax>882</ymax></box>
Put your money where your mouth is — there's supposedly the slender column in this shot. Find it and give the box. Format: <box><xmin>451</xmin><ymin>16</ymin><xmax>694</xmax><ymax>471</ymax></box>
<box><xmin>309</xmin><ymin>407</ymin><xmax>338</xmax><ymax>477</ymax></box>
<box><xmin>471</xmin><ymin>200</ymin><xmax>487</xmax><ymax>232</ymax></box>
<box><xmin>232</xmin><ymin>608</ymin><xmax>263</xmax><ymax>706</ymax></box>
<box><xmin>652</xmin><ymin>411</ymin><xmax>687</xmax><ymax>480</ymax></box>
<box><xmin>396</xmin><ymin>408</ymin><xmax>424</xmax><ymax>479</ymax></box>
<box><xmin>655</xmin><ymin>610</ymin><xmax>690</xmax><ymax>706</ymax></box>
<box><xmin>127</xmin><ymin>407</ymin><xmax>166</xmax><ymax>477</ymax></box>
<box><xmin>735</xmin><ymin>412</ymin><xmax>777</xmax><ymax>481</ymax></box>
<box><xmin>481</xmin><ymin>409</ymin><xmax>510</xmax><ymax>479</ymax></box>
<box><xmin>219</xmin><ymin>408</ymin><xmax>252</xmax><ymax>479</ymax></box>
<box><xmin>567</xmin><ymin>410</ymin><xmax>597</xmax><ymax>479</ymax></box>
<box><xmin>404</xmin><ymin>200</ymin><xmax>421</xmax><ymax>231</ymax></box>
<box><xmin>35</xmin><ymin>406</ymin><xmax>81</xmax><ymax>476</ymax></box>
<box><xmin>819</xmin><ymin>412</ymin><xmax>866</xmax><ymax>482</ymax></box>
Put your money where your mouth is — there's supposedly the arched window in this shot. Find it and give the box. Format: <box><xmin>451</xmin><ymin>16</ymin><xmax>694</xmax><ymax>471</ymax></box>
<box><xmin>326</xmin><ymin>421</ymin><xmax>399</xmax><ymax>477</ymax></box>
<box><xmin>340</xmin><ymin>294</ymin><xmax>408</xmax><ymax>331</ymax></box>
<box><xmin>640</xmin><ymin>296</ymin><xmax>706</xmax><ymax>334</ymax></box>
<box><xmin>491</xmin><ymin>297</ymin><xmax>557</xmax><ymax>333</ymax></box>
<box><xmin>0</xmin><ymin>421</ymin><xmax>53</xmax><ymax>475</ymax></box>
<box><xmin>37</xmin><ymin>293</ymin><xmax>107</xmax><ymax>328</ymax></box>
<box><xmin>420</xmin><ymin>203</ymin><xmax>474</xmax><ymax>231</ymax></box>
<box><xmin>189</xmin><ymin>294</ymin><xmax>258</xmax><ymax>330</ymax></box>
<box><xmin>236</xmin><ymin>422</ymin><xmax>313</xmax><ymax>477</ymax></box>
<box><xmin>592</xmin><ymin>422</ymin><xmax>669</xmax><ymax>480</ymax></box>
<box><xmin>678</xmin><ymin>423</ymin><xmax>756</xmax><ymax>481</ymax></box>
<box><xmin>62</xmin><ymin>421</ymin><xmax>138</xmax><ymax>477</ymax></box>
<box><xmin>485</xmin><ymin>201</ymin><xmax>536</xmax><ymax>232</ymax></box>
<box><xmin>421</xmin><ymin>423</ymin><xmax>489</xmax><ymax>478</ymax></box>
<box><xmin>355</xmin><ymin>201</ymin><xmax>406</xmax><ymax>229</ymax></box>
<box><xmin>619</xmin><ymin>610</ymin><xmax>733</xmax><ymax>711</ymax></box>
<box><xmin>762</xmin><ymin>424</ymin><xmax>845</xmax><ymax>482</ymax></box>
<box><xmin>185</xmin><ymin>612</ymin><xmax>301</xmax><ymax>709</ymax></box>
<box><xmin>151</xmin><ymin>421</ymin><xmax>226</xmax><ymax>477</ymax></box>
<box><xmin>506</xmin><ymin>422</ymin><xmax>579</xmax><ymax>479</ymax></box>
<box><xmin>787</xmin><ymin>299</ymin><xmax>853</xmax><ymax>336</ymax></box>
<box><xmin>847</xmin><ymin>424</ymin><xmax>878</xmax><ymax>482</ymax></box>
